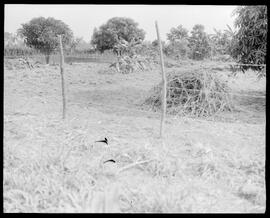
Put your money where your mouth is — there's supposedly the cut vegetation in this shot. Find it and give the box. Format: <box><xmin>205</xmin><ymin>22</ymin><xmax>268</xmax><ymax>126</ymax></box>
<box><xmin>143</xmin><ymin>69</ymin><xmax>233</xmax><ymax>117</ymax></box>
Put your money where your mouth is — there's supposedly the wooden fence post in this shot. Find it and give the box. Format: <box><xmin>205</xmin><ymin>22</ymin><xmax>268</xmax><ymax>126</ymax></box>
<box><xmin>155</xmin><ymin>21</ymin><xmax>167</xmax><ymax>140</ymax></box>
<box><xmin>58</xmin><ymin>35</ymin><xmax>66</xmax><ymax>119</ymax></box>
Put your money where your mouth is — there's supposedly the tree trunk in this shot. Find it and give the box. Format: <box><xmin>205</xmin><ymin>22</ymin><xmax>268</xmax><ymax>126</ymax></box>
<box><xmin>45</xmin><ymin>54</ymin><xmax>50</xmax><ymax>64</ymax></box>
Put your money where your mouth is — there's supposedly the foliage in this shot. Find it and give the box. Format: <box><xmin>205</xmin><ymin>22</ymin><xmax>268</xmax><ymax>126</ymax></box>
<box><xmin>69</xmin><ymin>37</ymin><xmax>83</xmax><ymax>53</ymax></box>
<box><xmin>188</xmin><ymin>24</ymin><xmax>211</xmax><ymax>60</ymax></box>
<box><xmin>151</xmin><ymin>39</ymin><xmax>167</xmax><ymax>57</ymax></box>
<box><xmin>164</xmin><ymin>25</ymin><xmax>190</xmax><ymax>59</ymax></box>
<box><xmin>91</xmin><ymin>17</ymin><xmax>145</xmax><ymax>53</ymax></box>
<box><xmin>223</xmin><ymin>24</ymin><xmax>237</xmax><ymax>57</ymax></box>
<box><xmin>109</xmin><ymin>38</ymin><xmax>151</xmax><ymax>73</ymax></box>
<box><xmin>230</xmin><ymin>6</ymin><xmax>267</xmax><ymax>74</ymax></box>
<box><xmin>151</xmin><ymin>39</ymin><xmax>165</xmax><ymax>47</ymax></box>
<box><xmin>133</xmin><ymin>41</ymin><xmax>159</xmax><ymax>61</ymax></box>
<box><xmin>4</xmin><ymin>32</ymin><xmax>39</xmax><ymax>56</ymax></box>
<box><xmin>112</xmin><ymin>37</ymin><xmax>142</xmax><ymax>56</ymax></box>
<box><xmin>67</xmin><ymin>37</ymin><xmax>94</xmax><ymax>55</ymax></box>
<box><xmin>167</xmin><ymin>25</ymin><xmax>189</xmax><ymax>42</ymax></box>
<box><xmin>5</xmin><ymin>32</ymin><xmax>18</xmax><ymax>47</ymax></box>
<box><xmin>18</xmin><ymin>17</ymin><xmax>73</xmax><ymax>63</ymax></box>
<box><xmin>164</xmin><ymin>39</ymin><xmax>190</xmax><ymax>59</ymax></box>
<box><xmin>208</xmin><ymin>27</ymin><xmax>234</xmax><ymax>57</ymax></box>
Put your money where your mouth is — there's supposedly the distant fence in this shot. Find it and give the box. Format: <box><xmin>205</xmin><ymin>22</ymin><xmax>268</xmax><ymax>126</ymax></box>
<box><xmin>4</xmin><ymin>53</ymin><xmax>117</xmax><ymax>64</ymax></box>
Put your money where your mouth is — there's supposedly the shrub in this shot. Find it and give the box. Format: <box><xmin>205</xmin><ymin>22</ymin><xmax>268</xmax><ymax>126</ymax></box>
<box><xmin>164</xmin><ymin>39</ymin><xmax>190</xmax><ymax>59</ymax></box>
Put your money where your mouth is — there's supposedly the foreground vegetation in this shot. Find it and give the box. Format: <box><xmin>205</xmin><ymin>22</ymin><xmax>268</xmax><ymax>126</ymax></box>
<box><xmin>4</xmin><ymin>58</ymin><xmax>265</xmax><ymax>213</ymax></box>
<box><xmin>4</xmin><ymin>5</ymin><xmax>266</xmax><ymax>213</ymax></box>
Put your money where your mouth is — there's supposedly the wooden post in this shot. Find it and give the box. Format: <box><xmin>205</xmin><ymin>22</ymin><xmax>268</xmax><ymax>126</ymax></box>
<box><xmin>58</xmin><ymin>35</ymin><xmax>66</xmax><ymax>119</ymax></box>
<box><xmin>155</xmin><ymin>21</ymin><xmax>167</xmax><ymax>139</ymax></box>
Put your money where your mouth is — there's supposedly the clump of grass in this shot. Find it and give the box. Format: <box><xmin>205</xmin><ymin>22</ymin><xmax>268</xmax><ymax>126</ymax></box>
<box><xmin>143</xmin><ymin>69</ymin><xmax>233</xmax><ymax>117</ymax></box>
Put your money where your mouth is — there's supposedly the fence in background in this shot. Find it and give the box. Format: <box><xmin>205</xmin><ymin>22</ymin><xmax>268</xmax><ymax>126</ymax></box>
<box><xmin>4</xmin><ymin>53</ymin><xmax>117</xmax><ymax>64</ymax></box>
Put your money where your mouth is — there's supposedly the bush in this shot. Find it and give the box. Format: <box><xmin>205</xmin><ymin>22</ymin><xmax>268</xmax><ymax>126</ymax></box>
<box><xmin>164</xmin><ymin>40</ymin><xmax>190</xmax><ymax>59</ymax></box>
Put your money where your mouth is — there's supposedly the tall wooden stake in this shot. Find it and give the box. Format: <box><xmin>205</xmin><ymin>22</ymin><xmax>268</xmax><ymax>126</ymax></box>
<box><xmin>58</xmin><ymin>35</ymin><xmax>66</xmax><ymax>119</ymax></box>
<box><xmin>155</xmin><ymin>21</ymin><xmax>167</xmax><ymax>140</ymax></box>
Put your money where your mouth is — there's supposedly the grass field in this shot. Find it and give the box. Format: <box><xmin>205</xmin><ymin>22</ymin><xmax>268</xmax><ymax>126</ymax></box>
<box><xmin>4</xmin><ymin>58</ymin><xmax>266</xmax><ymax>213</ymax></box>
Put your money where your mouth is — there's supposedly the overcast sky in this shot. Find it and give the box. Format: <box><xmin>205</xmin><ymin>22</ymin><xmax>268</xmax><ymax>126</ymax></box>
<box><xmin>5</xmin><ymin>4</ymin><xmax>238</xmax><ymax>42</ymax></box>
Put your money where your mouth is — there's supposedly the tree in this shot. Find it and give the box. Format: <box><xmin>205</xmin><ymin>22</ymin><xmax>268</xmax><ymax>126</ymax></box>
<box><xmin>165</xmin><ymin>25</ymin><xmax>190</xmax><ymax>59</ymax></box>
<box><xmin>164</xmin><ymin>40</ymin><xmax>190</xmax><ymax>59</ymax></box>
<box><xmin>230</xmin><ymin>6</ymin><xmax>267</xmax><ymax>74</ymax></box>
<box><xmin>167</xmin><ymin>25</ymin><xmax>189</xmax><ymax>42</ymax></box>
<box><xmin>208</xmin><ymin>27</ymin><xmax>234</xmax><ymax>57</ymax></box>
<box><xmin>188</xmin><ymin>24</ymin><xmax>211</xmax><ymax>60</ymax></box>
<box><xmin>18</xmin><ymin>17</ymin><xmax>73</xmax><ymax>64</ymax></box>
<box><xmin>91</xmin><ymin>17</ymin><xmax>145</xmax><ymax>53</ymax></box>
<box><xmin>69</xmin><ymin>37</ymin><xmax>83</xmax><ymax>53</ymax></box>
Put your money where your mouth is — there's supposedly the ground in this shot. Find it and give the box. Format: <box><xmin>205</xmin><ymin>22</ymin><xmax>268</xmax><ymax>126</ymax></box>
<box><xmin>4</xmin><ymin>59</ymin><xmax>266</xmax><ymax>213</ymax></box>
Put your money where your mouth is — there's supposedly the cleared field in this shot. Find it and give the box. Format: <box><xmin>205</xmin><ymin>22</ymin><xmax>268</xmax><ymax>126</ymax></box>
<box><xmin>4</xmin><ymin>59</ymin><xmax>265</xmax><ymax>213</ymax></box>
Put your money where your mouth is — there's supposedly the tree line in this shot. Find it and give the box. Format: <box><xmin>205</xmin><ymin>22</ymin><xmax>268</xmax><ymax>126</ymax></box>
<box><xmin>4</xmin><ymin>6</ymin><xmax>267</xmax><ymax>74</ymax></box>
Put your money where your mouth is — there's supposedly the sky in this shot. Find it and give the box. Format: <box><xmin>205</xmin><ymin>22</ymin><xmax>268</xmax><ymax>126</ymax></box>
<box><xmin>4</xmin><ymin>4</ymin><xmax>238</xmax><ymax>42</ymax></box>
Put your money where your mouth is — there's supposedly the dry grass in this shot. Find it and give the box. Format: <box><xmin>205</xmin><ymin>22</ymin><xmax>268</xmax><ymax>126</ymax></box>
<box><xmin>4</xmin><ymin>58</ymin><xmax>265</xmax><ymax>213</ymax></box>
<box><xmin>143</xmin><ymin>69</ymin><xmax>233</xmax><ymax>117</ymax></box>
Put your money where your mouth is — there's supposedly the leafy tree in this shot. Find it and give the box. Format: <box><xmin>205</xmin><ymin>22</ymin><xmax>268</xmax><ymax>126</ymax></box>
<box><xmin>18</xmin><ymin>17</ymin><xmax>73</xmax><ymax>64</ymax></box>
<box><xmin>69</xmin><ymin>37</ymin><xmax>83</xmax><ymax>53</ymax></box>
<box><xmin>164</xmin><ymin>39</ymin><xmax>190</xmax><ymax>59</ymax></box>
<box><xmin>223</xmin><ymin>24</ymin><xmax>237</xmax><ymax>56</ymax></box>
<box><xmin>91</xmin><ymin>17</ymin><xmax>145</xmax><ymax>53</ymax></box>
<box><xmin>208</xmin><ymin>27</ymin><xmax>234</xmax><ymax>57</ymax></box>
<box><xmin>188</xmin><ymin>24</ymin><xmax>211</xmax><ymax>60</ymax></box>
<box><xmin>167</xmin><ymin>25</ymin><xmax>189</xmax><ymax>42</ymax></box>
<box><xmin>164</xmin><ymin>25</ymin><xmax>190</xmax><ymax>59</ymax></box>
<box><xmin>230</xmin><ymin>6</ymin><xmax>267</xmax><ymax>74</ymax></box>
<box><xmin>66</xmin><ymin>37</ymin><xmax>93</xmax><ymax>55</ymax></box>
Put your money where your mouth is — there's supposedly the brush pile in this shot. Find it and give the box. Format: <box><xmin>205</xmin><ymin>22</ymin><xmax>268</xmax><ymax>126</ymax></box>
<box><xmin>143</xmin><ymin>69</ymin><xmax>233</xmax><ymax>117</ymax></box>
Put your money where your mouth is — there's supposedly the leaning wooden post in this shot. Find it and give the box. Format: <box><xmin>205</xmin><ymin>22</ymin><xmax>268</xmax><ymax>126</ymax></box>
<box><xmin>58</xmin><ymin>35</ymin><xmax>66</xmax><ymax>119</ymax></box>
<box><xmin>155</xmin><ymin>21</ymin><xmax>167</xmax><ymax>140</ymax></box>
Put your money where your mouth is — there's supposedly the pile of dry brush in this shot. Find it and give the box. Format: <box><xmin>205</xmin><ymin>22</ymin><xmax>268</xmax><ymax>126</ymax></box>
<box><xmin>143</xmin><ymin>70</ymin><xmax>233</xmax><ymax>117</ymax></box>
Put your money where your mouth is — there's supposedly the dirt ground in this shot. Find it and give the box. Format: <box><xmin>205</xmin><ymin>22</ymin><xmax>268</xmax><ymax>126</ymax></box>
<box><xmin>4</xmin><ymin>59</ymin><xmax>266</xmax><ymax>213</ymax></box>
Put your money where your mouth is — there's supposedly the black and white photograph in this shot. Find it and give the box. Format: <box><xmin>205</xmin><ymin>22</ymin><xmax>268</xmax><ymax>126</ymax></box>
<box><xmin>4</xmin><ymin>4</ymin><xmax>266</xmax><ymax>213</ymax></box>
